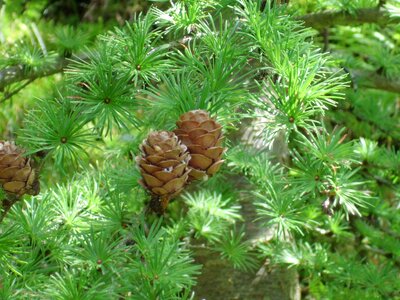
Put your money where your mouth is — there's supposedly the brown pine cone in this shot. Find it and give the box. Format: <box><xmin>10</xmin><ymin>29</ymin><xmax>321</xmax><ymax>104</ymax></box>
<box><xmin>137</xmin><ymin>131</ymin><xmax>191</xmax><ymax>212</ymax></box>
<box><xmin>0</xmin><ymin>141</ymin><xmax>40</xmax><ymax>197</ymax></box>
<box><xmin>174</xmin><ymin>110</ymin><xmax>225</xmax><ymax>180</ymax></box>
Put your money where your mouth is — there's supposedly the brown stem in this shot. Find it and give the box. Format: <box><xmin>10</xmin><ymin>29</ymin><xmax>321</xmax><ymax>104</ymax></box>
<box><xmin>322</xmin><ymin>28</ymin><xmax>329</xmax><ymax>52</ymax></box>
<box><xmin>0</xmin><ymin>194</ymin><xmax>20</xmax><ymax>223</ymax></box>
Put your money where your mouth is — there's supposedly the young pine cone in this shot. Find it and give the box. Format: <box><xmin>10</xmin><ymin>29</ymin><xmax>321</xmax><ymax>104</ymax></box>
<box><xmin>0</xmin><ymin>141</ymin><xmax>40</xmax><ymax>197</ymax></box>
<box><xmin>174</xmin><ymin>110</ymin><xmax>225</xmax><ymax>180</ymax></box>
<box><xmin>137</xmin><ymin>131</ymin><xmax>191</xmax><ymax>212</ymax></box>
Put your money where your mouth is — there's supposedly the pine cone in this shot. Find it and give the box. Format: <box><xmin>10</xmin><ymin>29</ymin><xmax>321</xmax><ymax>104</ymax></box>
<box><xmin>0</xmin><ymin>141</ymin><xmax>40</xmax><ymax>197</ymax></box>
<box><xmin>174</xmin><ymin>110</ymin><xmax>225</xmax><ymax>180</ymax></box>
<box><xmin>137</xmin><ymin>131</ymin><xmax>191</xmax><ymax>211</ymax></box>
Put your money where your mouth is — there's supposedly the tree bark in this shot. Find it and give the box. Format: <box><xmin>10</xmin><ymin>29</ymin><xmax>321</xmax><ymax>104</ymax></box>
<box><xmin>298</xmin><ymin>8</ymin><xmax>395</xmax><ymax>29</ymax></box>
<box><xmin>192</xmin><ymin>184</ymin><xmax>300</xmax><ymax>300</ymax></box>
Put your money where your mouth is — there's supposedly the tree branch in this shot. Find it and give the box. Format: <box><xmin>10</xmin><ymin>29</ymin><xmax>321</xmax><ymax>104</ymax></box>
<box><xmin>0</xmin><ymin>35</ymin><xmax>196</xmax><ymax>95</ymax></box>
<box><xmin>0</xmin><ymin>34</ymin><xmax>399</xmax><ymax>98</ymax></box>
<box><xmin>352</xmin><ymin>69</ymin><xmax>400</xmax><ymax>94</ymax></box>
<box><xmin>0</xmin><ymin>56</ymin><xmax>68</xmax><ymax>91</ymax></box>
<box><xmin>0</xmin><ymin>79</ymin><xmax>35</xmax><ymax>104</ymax></box>
<box><xmin>298</xmin><ymin>8</ymin><xmax>395</xmax><ymax>29</ymax></box>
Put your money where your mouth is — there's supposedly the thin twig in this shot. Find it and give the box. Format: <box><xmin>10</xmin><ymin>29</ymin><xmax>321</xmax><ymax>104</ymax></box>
<box><xmin>322</xmin><ymin>28</ymin><xmax>329</xmax><ymax>52</ymax></box>
<box><xmin>0</xmin><ymin>79</ymin><xmax>35</xmax><ymax>104</ymax></box>
<box><xmin>0</xmin><ymin>57</ymin><xmax>67</xmax><ymax>91</ymax></box>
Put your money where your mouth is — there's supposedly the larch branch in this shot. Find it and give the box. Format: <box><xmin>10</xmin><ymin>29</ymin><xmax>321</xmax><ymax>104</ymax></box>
<box><xmin>0</xmin><ymin>34</ymin><xmax>399</xmax><ymax>97</ymax></box>
<box><xmin>0</xmin><ymin>56</ymin><xmax>68</xmax><ymax>91</ymax></box>
<box><xmin>298</xmin><ymin>8</ymin><xmax>396</xmax><ymax>29</ymax></box>
<box><xmin>352</xmin><ymin>69</ymin><xmax>400</xmax><ymax>94</ymax></box>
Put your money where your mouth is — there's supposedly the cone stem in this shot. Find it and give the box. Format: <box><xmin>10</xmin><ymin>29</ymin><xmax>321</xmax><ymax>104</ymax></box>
<box><xmin>0</xmin><ymin>194</ymin><xmax>20</xmax><ymax>224</ymax></box>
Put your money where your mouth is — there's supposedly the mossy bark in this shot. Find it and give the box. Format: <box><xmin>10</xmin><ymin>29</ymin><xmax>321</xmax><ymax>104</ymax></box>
<box><xmin>192</xmin><ymin>190</ymin><xmax>301</xmax><ymax>300</ymax></box>
<box><xmin>193</xmin><ymin>250</ymin><xmax>300</xmax><ymax>300</ymax></box>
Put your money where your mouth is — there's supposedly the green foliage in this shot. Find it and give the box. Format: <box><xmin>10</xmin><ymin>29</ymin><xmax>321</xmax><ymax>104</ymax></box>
<box><xmin>44</xmin><ymin>268</ymin><xmax>115</xmax><ymax>300</ymax></box>
<box><xmin>52</xmin><ymin>26</ymin><xmax>90</xmax><ymax>56</ymax></box>
<box><xmin>18</xmin><ymin>97</ymin><xmax>95</xmax><ymax>169</ymax></box>
<box><xmin>8</xmin><ymin>43</ymin><xmax>57</xmax><ymax>73</ymax></box>
<box><xmin>261</xmin><ymin>240</ymin><xmax>330</xmax><ymax>270</ymax></box>
<box><xmin>153</xmin><ymin>0</ymin><xmax>215</xmax><ymax>34</ymax></box>
<box><xmin>237</xmin><ymin>0</ymin><xmax>348</xmax><ymax>146</ymax></box>
<box><xmin>111</xmin><ymin>14</ymin><xmax>173</xmax><ymax>86</ymax></box>
<box><xmin>145</xmin><ymin>16</ymin><xmax>251</xmax><ymax>129</ymax></box>
<box><xmin>68</xmin><ymin>50</ymin><xmax>142</xmax><ymax>136</ymax></box>
<box><xmin>255</xmin><ymin>187</ymin><xmax>309</xmax><ymax>237</ymax></box>
<box><xmin>0</xmin><ymin>177</ymin><xmax>199</xmax><ymax>299</ymax></box>
<box><xmin>0</xmin><ymin>224</ymin><xmax>24</xmax><ymax>276</ymax></box>
<box><xmin>260</xmin><ymin>240</ymin><xmax>400</xmax><ymax>299</ymax></box>
<box><xmin>215</xmin><ymin>228</ymin><xmax>258</xmax><ymax>272</ymax></box>
<box><xmin>183</xmin><ymin>190</ymin><xmax>242</xmax><ymax>241</ymax></box>
<box><xmin>125</xmin><ymin>219</ymin><xmax>200</xmax><ymax>299</ymax></box>
<box><xmin>355</xmin><ymin>220</ymin><xmax>400</xmax><ymax>256</ymax></box>
<box><xmin>227</xmin><ymin>147</ymin><xmax>282</xmax><ymax>189</ymax></box>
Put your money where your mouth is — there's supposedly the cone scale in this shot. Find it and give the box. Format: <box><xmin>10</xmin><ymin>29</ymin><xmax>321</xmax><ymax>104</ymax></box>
<box><xmin>0</xmin><ymin>141</ymin><xmax>40</xmax><ymax>197</ymax></box>
<box><xmin>174</xmin><ymin>110</ymin><xmax>225</xmax><ymax>180</ymax></box>
<box><xmin>137</xmin><ymin>131</ymin><xmax>191</xmax><ymax>213</ymax></box>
